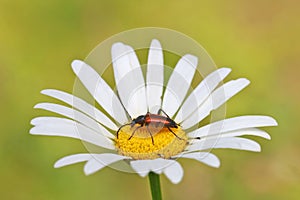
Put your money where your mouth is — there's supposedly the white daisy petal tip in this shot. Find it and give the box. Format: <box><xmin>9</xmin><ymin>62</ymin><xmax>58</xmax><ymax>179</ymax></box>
<box><xmin>163</xmin><ymin>162</ymin><xmax>184</xmax><ymax>184</ymax></box>
<box><xmin>257</xmin><ymin>129</ymin><xmax>272</xmax><ymax>140</ymax></box>
<box><xmin>219</xmin><ymin>67</ymin><xmax>232</xmax><ymax>74</ymax></box>
<box><xmin>214</xmin><ymin>161</ymin><xmax>221</xmax><ymax>168</ymax></box>
<box><xmin>83</xmin><ymin>162</ymin><xmax>99</xmax><ymax>176</ymax></box>
<box><xmin>204</xmin><ymin>154</ymin><xmax>221</xmax><ymax>168</ymax></box>
<box><xmin>30</xmin><ymin>117</ymin><xmax>46</xmax><ymax>127</ymax></box>
<box><xmin>71</xmin><ymin>59</ymin><xmax>85</xmax><ymax>74</ymax></box>
<box><xmin>174</xmin><ymin>152</ymin><xmax>221</xmax><ymax>168</ymax></box>
<box><xmin>30</xmin><ymin>118</ymin><xmax>36</xmax><ymax>126</ymax></box>
<box><xmin>34</xmin><ymin>103</ymin><xmax>50</xmax><ymax>110</ymax></box>
<box><xmin>150</xmin><ymin>39</ymin><xmax>162</xmax><ymax>48</ymax></box>
<box><xmin>238</xmin><ymin>77</ymin><xmax>250</xmax><ymax>86</ymax></box>
<box><xmin>84</xmin><ymin>170</ymin><xmax>95</xmax><ymax>176</ymax></box>
<box><xmin>29</xmin><ymin>126</ymin><xmax>36</xmax><ymax>134</ymax></box>
<box><xmin>129</xmin><ymin>159</ymin><xmax>184</xmax><ymax>184</ymax></box>
<box><xmin>33</xmin><ymin>104</ymin><xmax>40</xmax><ymax>109</ymax></box>
<box><xmin>40</xmin><ymin>89</ymin><xmax>55</xmax><ymax>96</ymax></box>
<box><xmin>111</xmin><ymin>42</ymin><xmax>125</xmax><ymax>48</ymax></box>
<box><xmin>265</xmin><ymin>135</ymin><xmax>272</xmax><ymax>140</ymax></box>
<box><xmin>249</xmin><ymin>143</ymin><xmax>261</xmax><ymax>152</ymax></box>
<box><xmin>53</xmin><ymin>163</ymin><xmax>61</xmax><ymax>169</ymax></box>
<box><xmin>53</xmin><ymin>154</ymin><xmax>92</xmax><ymax>168</ymax></box>
<box><xmin>111</xmin><ymin>42</ymin><xmax>127</xmax><ymax>57</ymax></box>
<box><xmin>268</xmin><ymin>117</ymin><xmax>278</xmax><ymax>126</ymax></box>
<box><xmin>84</xmin><ymin>154</ymin><xmax>130</xmax><ymax>176</ymax></box>
<box><xmin>54</xmin><ymin>159</ymin><xmax>71</xmax><ymax>169</ymax></box>
<box><xmin>183</xmin><ymin>54</ymin><xmax>198</xmax><ymax>68</ymax></box>
<box><xmin>54</xmin><ymin>162</ymin><xmax>62</xmax><ymax>169</ymax></box>
<box><xmin>241</xmin><ymin>139</ymin><xmax>261</xmax><ymax>152</ymax></box>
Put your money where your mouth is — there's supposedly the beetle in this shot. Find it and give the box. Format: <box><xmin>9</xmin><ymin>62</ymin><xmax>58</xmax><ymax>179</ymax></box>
<box><xmin>116</xmin><ymin>109</ymin><xmax>183</xmax><ymax>145</ymax></box>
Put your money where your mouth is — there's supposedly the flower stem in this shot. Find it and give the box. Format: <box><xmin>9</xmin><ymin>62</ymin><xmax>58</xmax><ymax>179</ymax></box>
<box><xmin>148</xmin><ymin>172</ymin><xmax>162</xmax><ymax>200</ymax></box>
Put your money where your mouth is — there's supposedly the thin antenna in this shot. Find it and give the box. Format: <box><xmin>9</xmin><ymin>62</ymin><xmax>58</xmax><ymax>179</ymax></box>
<box><xmin>115</xmin><ymin>90</ymin><xmax>132</xmax><ymax>120</ymax></box>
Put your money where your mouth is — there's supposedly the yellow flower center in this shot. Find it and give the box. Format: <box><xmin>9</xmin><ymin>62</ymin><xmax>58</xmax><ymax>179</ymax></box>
<box><xmin>115</xmin><ymin>125</ymin><xmax>188</xmax><ymax>160</ymax></box>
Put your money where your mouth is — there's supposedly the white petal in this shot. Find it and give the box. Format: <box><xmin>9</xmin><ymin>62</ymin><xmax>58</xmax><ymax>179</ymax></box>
<box><xmin>182</xmin><ymin>78</ymin><xmax>250</xmax><ymax>129</ymax></box>
<box><xmin>146</xmin><ymin>39</ymin><xmax>164</xmax><ymax>113</ymax></box>
<box><xmin>54</xmin><ymin>154</ymin><xmax>92</xmax><ymax>168</ymax></box>
<box><xmin>162</xmin><ymin>54</ymin><xmax>198</xmax><ymax>118</ymax></box>
<box><xmin>174</xmin><ymin>152</ymin><xmax>220</xmax><ymax>168</ymax></box>
<box><xmin>162</xmin><ymin>161</ymin><xmax>184</xmax><ymax>184</ymax></box>
<box><xmin>197</xmin><ymin>128</ymin><xmax>271</xmax><ymax>140</ymax></box>
<box><xmin>84</xmin><ymin>154</ymin><xmax>128</xmax><ymax>175</ymax></box>
<box><xmin>41</xmin><ymin>89</ymin><xmax>118</xmax><ymax>131</ymax></box>
<box><xmin>175</xmin><ymin>68</ymin><xmax>231</xmax><ymax>122</ymax></box>
<box><xmin>34</xmin><ymin>103</ymin><xmax>114</xmax><ymax>139</ymax></box>
<box><xmin>130</xmin><ymin>159</ymin><xmax>183</xmax><ymax>183</ymax></box>
<box><xmin>71</xmin><ymin>60</ymin><xmax>128</xmax><ymax>124</ymax></box>
<box><xmin>188</xmin><ymin>115</ymin><xmax>277</xmax><ymax>138</ymax></box>
<box><xmin>111</xmin><ymin>43</ymin><xmax>147</xmax><ymax>118</ymax></box>
<box><xmin>187</xmin><ymin>137</ymin><xmax>261</xmax><ymax>152</ymax></box>
<box><xmin>219</xmin><ymin>128</ymin><xmax>271</xmax><ymax>139</ymax></box>
<box><xmin>30</xmin><ymin>117</ymin><xmax>115</xmax><ymax>150</ymax></box>
<box><xmin>130</xmin><ymin>159</ymin><xmax>167</xmax><ymax>177</ymax></box>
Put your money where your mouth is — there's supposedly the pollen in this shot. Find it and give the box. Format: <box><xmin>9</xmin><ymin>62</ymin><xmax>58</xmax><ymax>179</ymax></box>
<box><xmin>115</xmin><ymin>125</ymin><xmax>188</xmax><ymax>160</ymax></box>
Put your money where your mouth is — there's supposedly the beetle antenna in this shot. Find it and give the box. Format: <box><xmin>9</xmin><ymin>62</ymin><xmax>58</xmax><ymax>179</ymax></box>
<box><xmin>167</xmin><ymin>127</ymin><xmax>183</xmax><ymax>140</ymax></box>
<box><xmin>115</xmin><ymin>91</ymin><xmax>132</xmax><ymax>119</ymax></box>
<box><xmin>116</xmin><ymin>123</ymin><xmax>131</xmax><ymax>138</ymax></box>
<box><xmin>157</xmin><ymin>108</ymin><xmax>171</xmax><ymax>119</ymax></box>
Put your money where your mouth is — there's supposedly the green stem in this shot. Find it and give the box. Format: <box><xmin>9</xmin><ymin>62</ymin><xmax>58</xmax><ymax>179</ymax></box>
<box><xmin>148</xmin><ymin>172</ymin><xmax>162</xmax><ymax>200</ymax></box>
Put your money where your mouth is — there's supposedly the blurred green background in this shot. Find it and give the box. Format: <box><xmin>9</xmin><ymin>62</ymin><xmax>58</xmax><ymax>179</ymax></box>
<box><xmin>0</xmin><ymin>0</ymin><xmax>299</xmax><ymax>199</ymax></box>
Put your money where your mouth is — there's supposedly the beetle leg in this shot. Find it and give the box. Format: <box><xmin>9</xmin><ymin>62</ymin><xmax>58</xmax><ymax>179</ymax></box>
<box><xmin>167</xmin><ymin>127</ymin><xmax>183</xmax><ymax>140</ymax></box>
<box><xmin>128</xmin><ymin>126</ymin><xmax>143</xmax><ymax>141</ymax></box>
<box><xmin>146</xmin><ymin>125</ymin><xmax>155</xmax><ymax>145</ymax></box>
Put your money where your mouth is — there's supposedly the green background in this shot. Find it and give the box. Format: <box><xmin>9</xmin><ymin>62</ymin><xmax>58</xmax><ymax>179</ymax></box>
<box><xmin>0</xmin><ymin>0</ymin><xmax>299</xmax><ymax>199</ymax></box>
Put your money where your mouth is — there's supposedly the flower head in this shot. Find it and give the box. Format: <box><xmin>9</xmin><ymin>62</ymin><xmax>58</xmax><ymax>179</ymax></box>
<box><xmin>30</xmin><ymin>39</ymin><xmax>277</xmax><ymax>184</ymax></box>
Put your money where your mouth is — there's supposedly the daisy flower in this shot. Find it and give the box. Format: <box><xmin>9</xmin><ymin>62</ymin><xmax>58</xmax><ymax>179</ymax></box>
<box><xmin>30</xmin><ymin>39</ymin><xmax>277</xmax><ymax>185</ymax></box>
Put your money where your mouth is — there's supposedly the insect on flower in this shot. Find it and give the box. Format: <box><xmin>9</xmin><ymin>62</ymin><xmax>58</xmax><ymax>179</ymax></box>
<box><xmin>30</xmin><ymin>37</ymin><xmax>278</xmax><ymax>184</ymax></box>
<box><xmin>117</xmin><ymin>109</ymin><xmax>183</xmax><ymax>145</ymax></box>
